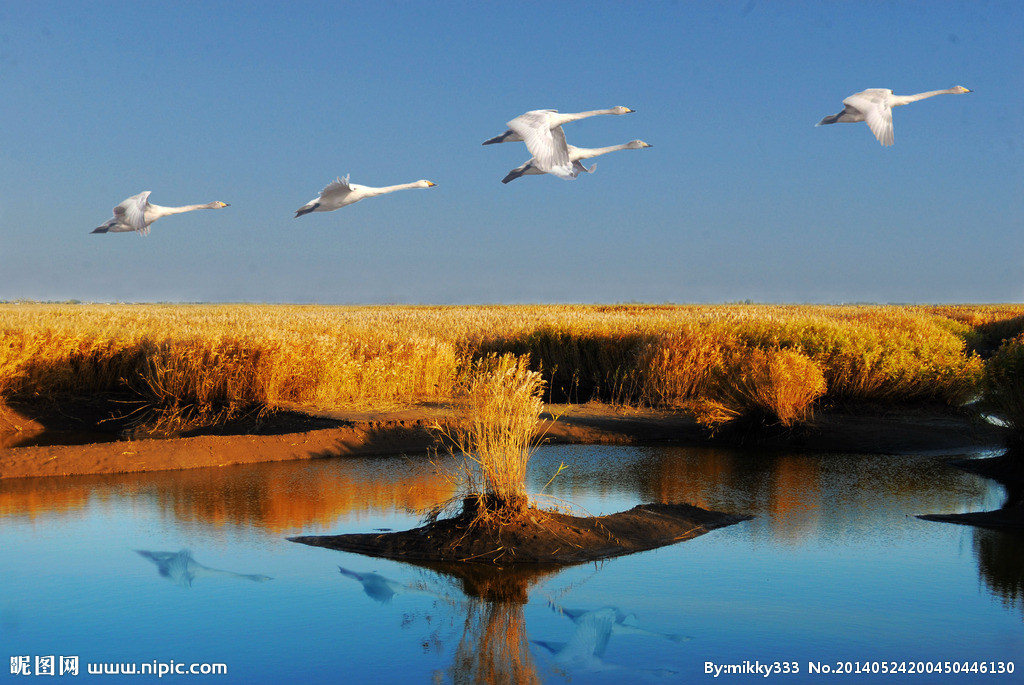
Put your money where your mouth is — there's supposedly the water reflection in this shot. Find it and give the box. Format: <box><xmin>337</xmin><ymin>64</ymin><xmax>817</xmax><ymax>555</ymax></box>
<box><xmin>0</xmin><ymin>476</ymin><xmax>92</xmax><ymax>520</ymax></box>
<box><xmin>447</xmin><ymin>598</ymin><xmax>540</xmax><ymax>685</ymax></box>
<box><xmin>135</xmin><ymin>549</ymin><xmax>272</xmax><ymax>588</ymax></box>
<box><xmin>533</xmin><ymin>604</ymin><xmax>685</xmax><ymax>675</ymax></box>
<box><xmin>2</xmin><ymin>443</ymin><xmax>1018</xmax><ymax>682</ymax></box>
<box><xmin>333</xmin><ymin>560</ymin><xmax>544</xmax><ymax>684</ymax></box>
<box><xmin>332</xmin><ymin>556</ymin><xmax>690</xmax><ymax>683</ymax></box>
<box><xmin>337</xmin><ymin>565</ymin><xmax>453</xmax><ymax>605</ymax></box>
<box><xmin>973</xmin><ymin>527</ymin><xmax>1024</xmax><ymax>616</ymax></box>
<box><xmin>1</xmin><ymin>446</ymin><xmax>992</xmax><ymax>544</ymax></box>
<box><xmin>0</xmin><ymin>456</ymin><xmax>457</xmax><ymax>531</ymax></box>
<box><xmin>533</xmin><ymin>446</ymin><xmax>995</xmax><ymax>543</ymax></box>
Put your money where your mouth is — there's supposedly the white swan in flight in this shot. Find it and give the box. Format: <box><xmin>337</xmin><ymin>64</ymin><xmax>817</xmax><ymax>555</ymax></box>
<box><xmin>294</xmin><ymin>175</ymin><xmax>436</xmax><ymax>217</ymax></box>
<box><xmin>92</xmin><ymin>192</ymin><xmax>228</xmax><ymax>235</ymax></box>
<box><xmin>816</xmin><ymin>86</ymin><xmax>971</xmax><ymax>146</ymax></box>
<box><xmin>482</xmin><ymin>106</ymin><xmax>634</xmax><ymax>146</ymax></box>
<box><xmin>502</xmin><ymin>140</ymin><xmax>651</xmax><ymax>184</ymax></box>
<box><xmin>484</xmin><ymin>107</ymin><xmax>635</xmax><ymax>181</ymax></box>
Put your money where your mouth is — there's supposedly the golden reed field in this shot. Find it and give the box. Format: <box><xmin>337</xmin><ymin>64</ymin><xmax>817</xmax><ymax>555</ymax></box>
<box><xmin>2</xmin><ymin>302</ymin><xmax>1023</xmax><ymax>436</ymax></box>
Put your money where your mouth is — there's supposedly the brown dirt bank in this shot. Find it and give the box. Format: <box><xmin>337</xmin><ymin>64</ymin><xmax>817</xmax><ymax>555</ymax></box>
<box><xmin>290</xmin><ymin>502</ymin><xmax>751</xmax><ymax>565</ymax></box>
<box><xmin>0</xmin><ymin>400</ymin><xmax>1009</xmax><ymax>480</ymax></box>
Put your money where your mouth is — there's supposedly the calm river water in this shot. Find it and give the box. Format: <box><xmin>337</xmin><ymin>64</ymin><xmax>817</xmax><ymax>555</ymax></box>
<box><xmin>1</xmin><ymin>444</ymin><xmax>1021</xmax><ymax>684</ymax></box>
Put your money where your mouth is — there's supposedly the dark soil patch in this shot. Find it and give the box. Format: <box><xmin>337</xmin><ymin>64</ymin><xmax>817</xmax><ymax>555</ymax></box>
<box><xmin>290</xmin><ymin>502</ymin><xmax>751</xmax><ymax>565</ymax></box>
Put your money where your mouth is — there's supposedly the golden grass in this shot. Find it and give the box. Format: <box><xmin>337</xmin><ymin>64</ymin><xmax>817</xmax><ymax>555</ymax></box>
<box><xmin>696</xmin><ymin>347</ymin><xmax>827</xmax><ymax>428</ymax></box>
<box><xmin>983</xmin><ymin>333</ymin><xmax>1024</xmax><ymax>443</ymax></box>
<box><xmin>433</xmin><ymin>353</ymin><xmax>550</xmax><ymax>521</ymax></box>
<box><xmin>2</xmin><ymin>302</ymin><xmax>1022</xmax><ymax>433</ymax></box>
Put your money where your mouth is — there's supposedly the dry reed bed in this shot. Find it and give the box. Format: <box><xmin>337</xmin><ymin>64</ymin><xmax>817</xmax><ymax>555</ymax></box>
<box><xmin>2</xmin><ymin>303</ymin><xmax>1024</xmax><ymax>432</ymax></box>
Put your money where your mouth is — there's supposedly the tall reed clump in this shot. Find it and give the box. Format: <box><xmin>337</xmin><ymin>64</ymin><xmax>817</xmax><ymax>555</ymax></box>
<box><xmin>440</xmin><ymin>354</ymin><xmax>549</xmax><ymax>522</ymax></box>
<box><xmin>131</xmin><ymin>336</ymin><xmax>282</xmax><ymax>432</ymax></box>
<box><xmin>694</xmin><ymin>347</ymin><xmax>827</xmax><ymax>429</ymax></box>
<box><xmin>983</xmin><ymin>334</ymin><xmax>1024</xmax><ymax>446</ymax></box>
<box><xmin>638</xmin><ymin>329</ymin><xmax>728</xmax><ymax>408</ymax></box>
<box><xmin>723</xmin><ymin>309</ymin><xmax>984</xmax><ymax>406</ymax></box>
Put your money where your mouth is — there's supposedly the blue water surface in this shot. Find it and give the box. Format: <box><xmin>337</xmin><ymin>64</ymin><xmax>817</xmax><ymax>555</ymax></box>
<box><xmin>1</xmin><ymin>445</ymin><xmax>1021</xmax><ymax>684</ymax></box>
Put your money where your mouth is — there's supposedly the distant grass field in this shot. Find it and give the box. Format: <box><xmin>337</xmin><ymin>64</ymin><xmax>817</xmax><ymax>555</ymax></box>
<box><xmin>2</xmin><ymin>303</ymin><xmax>1023</xmax><ymax>434</ymax></box>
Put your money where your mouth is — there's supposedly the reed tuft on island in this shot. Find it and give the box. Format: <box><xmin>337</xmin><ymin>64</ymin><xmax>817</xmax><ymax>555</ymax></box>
<box><xmin>434</xmin><ymin>353</ymin><xmax>550</xmax><ymax>522</ymax></box>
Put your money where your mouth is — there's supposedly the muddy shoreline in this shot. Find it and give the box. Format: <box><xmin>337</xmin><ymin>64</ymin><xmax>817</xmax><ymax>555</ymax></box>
<box><xmin>0</xmin><ymin>400</ymin><xmax>1009</xmax><ymax>480</ymax></box>
<box><xmin>917</xmin><ymin>450</ymin><xmax>1024</xmax><ymax>530</ymax></box>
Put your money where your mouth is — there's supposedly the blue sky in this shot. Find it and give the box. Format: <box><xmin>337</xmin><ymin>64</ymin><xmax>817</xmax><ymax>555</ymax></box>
<box><xmin>1</xmin><ymin>1</ymin><xmax>1020</xmax><ymax>304</ymax></box>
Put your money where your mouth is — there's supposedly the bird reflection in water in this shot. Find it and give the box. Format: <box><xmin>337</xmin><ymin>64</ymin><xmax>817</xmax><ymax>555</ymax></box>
<box><xmin>135</xmin><ymin>550</ymin><xmax>272</xmax><ymax>588</ymax></box>
<box><xmin>337</xmin><ymin>565</ymin><xmax>453</xmax><ymax>605</ymax></box>
<box><xmin>533</xmin><ymin>603</ymin><xmax>688</xmax><ymax>675</ymax></box>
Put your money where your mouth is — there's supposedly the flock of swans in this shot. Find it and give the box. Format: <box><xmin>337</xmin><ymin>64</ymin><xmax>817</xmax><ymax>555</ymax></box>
<box><xmin>92</xmin><ymin>86</ymin><xmax>971</xmax><ymax>236</ymax></box>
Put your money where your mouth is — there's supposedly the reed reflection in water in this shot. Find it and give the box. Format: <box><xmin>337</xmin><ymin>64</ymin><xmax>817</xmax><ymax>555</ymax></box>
<box><xmin>1</xmin><ymin>445</ymin><xmax>994</xmax><ymax>543</ymax></box>
<box><xmin>972</xmin><ymin>527</ymin><xmax>1024</xmax><ymax>617</ymax></box>
<box><xmin>530</xmin><ymin>445</ymin><xmax>1000</xmax><ymax>542</ymax></box>
<box><xmin>0</xmin><ymin>454</ymin><xmax>457</xmax><ymax>532</ymax></box>
<box><xmin>333</xmin><ymin>560</ymin><xmax>544</xmax><ymax>685</ymax></box>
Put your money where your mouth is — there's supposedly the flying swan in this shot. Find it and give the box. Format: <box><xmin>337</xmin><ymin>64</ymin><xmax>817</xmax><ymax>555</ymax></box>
<box><xmin>484</xmin><ymin>107</ymin><xmax>635</xmax><ymax>181</ymax></box>
<box><xmin>482</xmin><ymin>106</ymin><xmax>634</xmax><ymax>146</ymax></box>
<box><xmin>294</xmin><ymin>175</ymin><xmax>436</xmax><ymax>217</ymax></box>
<box><xmin>816</xmin><ymin>86</ymin><xmax>971</xmax><ymax>146</ymax></box>
<box><xmin>92</xmin><ymin>192</ymin><xmax>229</xmax><ymax>235</ymax></box>
<box><xmin>502</xmin><ymin>139</ymin><xmax>652</xmax><ymax>184</ymax></box>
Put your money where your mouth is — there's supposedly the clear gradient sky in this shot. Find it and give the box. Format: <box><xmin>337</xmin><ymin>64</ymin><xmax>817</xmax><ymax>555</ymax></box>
<box><xmin>1</xmin><ymin>1</ymin><xmax>1021</xmax><ymax>305</ymax></box>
